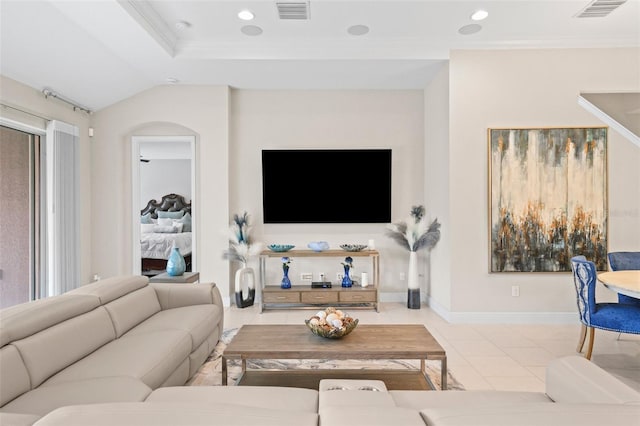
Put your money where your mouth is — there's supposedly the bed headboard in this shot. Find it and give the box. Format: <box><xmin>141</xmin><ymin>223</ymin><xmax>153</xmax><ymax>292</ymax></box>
<box><xmin>141</xmin><ymin>193</ymin><xmax>191</xmax><ymax>219</ymax></box>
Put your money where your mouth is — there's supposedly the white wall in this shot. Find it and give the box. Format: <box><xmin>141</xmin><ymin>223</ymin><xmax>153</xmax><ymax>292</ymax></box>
<box><xmin>140</xmin><ymin>159</ymin><xmax>191</xmax><ymax>210</ymax></box>
<box><xmin>229</xmin><ymin>90</ymin><xmax>425</xmax><ymax>297</ymax></box>
<box><xmin>4</xmin><ymin>47</ymin><xmax>638</xmax><ymax>317</ymax></box>
<box><xmin>424</xmin><ymin>63</ymin><xmax>451</xmax><ymax>313</ymax></box>
<box><xmin>89</xmin><ymin>85</ymin><xmax>230</xmax><ymax>299</ymax></box>
<box><xmin>443</xmin><ymin>47</ymin><xmax>640</xmax><ymax>322</ymax></box>
<box><xmin>0</xmin><ymin>76</ymin><xmax>92</xmax><ymax>284</ymax></box>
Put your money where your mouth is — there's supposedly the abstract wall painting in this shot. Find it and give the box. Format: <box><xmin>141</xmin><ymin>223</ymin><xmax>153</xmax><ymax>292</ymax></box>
<box><xmin>489</xmin><ymin>127</ymin><xmax>608</xmax><ymax>272</ymax></box>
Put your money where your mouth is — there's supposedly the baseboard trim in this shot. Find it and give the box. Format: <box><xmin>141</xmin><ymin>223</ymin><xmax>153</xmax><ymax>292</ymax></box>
<box><xmin>426</xmin><ymin>294</ymin><xmax>578</xmax><ymax>324</ymax></box>
<box><xmin>379</xmin><ymin>292</ymin><xmax>578</xmax><ymax>324</ymax></box>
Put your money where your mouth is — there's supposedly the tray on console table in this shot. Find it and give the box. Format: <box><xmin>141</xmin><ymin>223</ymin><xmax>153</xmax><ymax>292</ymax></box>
<box><xmin>259</xmin><ymin>249</ymin><xmax>380</xmax><ymax>313</ymax></box>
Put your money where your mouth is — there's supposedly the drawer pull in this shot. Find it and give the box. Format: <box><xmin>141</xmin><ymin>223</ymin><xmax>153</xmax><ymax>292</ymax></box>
<box><xmin>276</xmin><ymin>296</ymin><xmax>287</xmax><ymax>300</ymax></box>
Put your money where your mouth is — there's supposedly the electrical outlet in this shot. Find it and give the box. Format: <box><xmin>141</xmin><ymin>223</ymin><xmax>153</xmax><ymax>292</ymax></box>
<box><xmin>511</xmin><ymin>285</ymin><xmax>520</xmax><ymax>297</ymax></box>
<box><xmin>336</xmin><ymin>273</ymin><xmax>343</xmax><ymax>281</ymax></box>
<box><xmin>399</xmin><ymin>272</ymin><xmax>406</xmax><ymax>281</ymax></box>
<box><xmin>300</xmin><ymin>272</ymin><xmax>313</xmax><ymax>281</ymax></box>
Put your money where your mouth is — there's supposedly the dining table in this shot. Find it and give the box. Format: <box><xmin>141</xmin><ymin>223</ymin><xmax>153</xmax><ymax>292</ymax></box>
<box><xmin>597</xmin><ymin>270</ymin><xmax>640</xmax><ymax>299</ymax></box>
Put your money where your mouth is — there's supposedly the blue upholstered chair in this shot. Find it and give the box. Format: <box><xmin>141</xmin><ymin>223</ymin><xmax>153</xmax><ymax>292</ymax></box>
<box><xmin>608</xmin><ymin>251</ymin><xmax>640</xmax><ymax>306</ymax></box>
<box><xmin>570</xmin><ymin>255</ymin><xmax>640</xmax><ymax>360</ymax></box>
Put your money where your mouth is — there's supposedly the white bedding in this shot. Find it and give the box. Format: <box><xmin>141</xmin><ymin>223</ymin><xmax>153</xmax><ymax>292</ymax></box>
<box><xmin>141</xmin><ymin>232</ymin><xmax>192</xmax><ymax>259</ymax></box>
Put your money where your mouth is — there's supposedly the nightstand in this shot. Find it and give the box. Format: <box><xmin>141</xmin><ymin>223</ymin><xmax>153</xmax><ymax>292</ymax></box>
<box><xmin>149</xmin><ymin>271</ymin><xmax>200</xmax><ymax>283</ymax></box>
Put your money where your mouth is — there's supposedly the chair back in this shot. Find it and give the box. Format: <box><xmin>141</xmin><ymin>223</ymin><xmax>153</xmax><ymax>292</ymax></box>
<box><xmin>607</xmin><ymin>251</ymin><xmax>640</xmax><ymax>305</ymax></box>
<box><xmin>570</xmin><ymin>256</ymin><xmax>597</xmax><ymax>326</ymax></box>
<box><xmin>608</xmin><ymin>252</ymin><xmax>640</xmax><ymax>271</ymax></box>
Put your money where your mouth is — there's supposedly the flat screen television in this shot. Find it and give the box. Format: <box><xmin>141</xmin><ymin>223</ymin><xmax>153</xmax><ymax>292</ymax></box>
<box><xmin>262</xmin><ymin>149</ymin><xmax>392</xmax><ymax>224</ymax></box>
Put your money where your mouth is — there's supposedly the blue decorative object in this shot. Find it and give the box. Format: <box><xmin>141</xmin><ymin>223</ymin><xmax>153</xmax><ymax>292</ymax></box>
<box><xmin>166</xmin><ymin>247</ymin><xmax>186</xmax><ymax>276</ymax></box>
<box><xmin>341</xmin><ymin>256</ymin><xmax>353</xmax><ymax>288</ymax></box>
<box><xmin>268</xmin><ymin>244</ymin><xmax>295</xmax><ymax>252</ymax></box>
<box><xmin>281</xmin><ymin>257</ymin><xmax>292</xmax><ymax>289</ymax></box>
<box><xmin>570</xmin><ymin>256</ymin><xmax>640</xmax><ymax>360</ymax></box>
<box><xmin>308</xmin><ymin>241</ymin><xmax>329</xmax><ymax>252</ymax></box>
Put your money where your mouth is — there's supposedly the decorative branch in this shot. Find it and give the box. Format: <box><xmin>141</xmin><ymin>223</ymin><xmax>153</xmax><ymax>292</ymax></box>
<box><xmin>386</xmin><ymin>205</ymin><xmax>441</xmax><ymax>252</ymax></box>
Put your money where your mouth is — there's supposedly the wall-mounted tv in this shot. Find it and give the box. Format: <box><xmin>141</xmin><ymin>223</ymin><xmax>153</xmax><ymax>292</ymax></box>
<box><xmin>262</xmin><ymin>149</ymin><xmax>392</xmax><ymax>224</ymax></box>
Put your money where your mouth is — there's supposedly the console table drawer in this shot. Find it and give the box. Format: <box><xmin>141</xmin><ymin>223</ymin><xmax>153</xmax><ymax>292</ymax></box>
<box><xmin>301</xmin><ymin>292</ymin><xmax>339</xmax><ymax>304</ymax></box>
<box><xmin>263</xmin><ymin>291</ymin><xmax>301</xmax><ymax>303</ymax></box>
<box><xmin>339</xmin><ymin>291</ymin><xmax>377</xmax><ymax>303</ymax></box>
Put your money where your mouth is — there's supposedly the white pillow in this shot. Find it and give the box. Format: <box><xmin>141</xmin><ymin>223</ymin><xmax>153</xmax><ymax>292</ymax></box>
<box><xmin>157</xmin><ymin>217</ymin><xmax>173</xmax><ymax>226</ymax></box>
<box><xmin>141</xmin><ymin>223</ymin><xmax>155</xmax><ymax>234</ymax></box>
<box><xmin>153</xmin><ymin>225</ymin><xmax>181</xmax><ymax>233</ymax></box>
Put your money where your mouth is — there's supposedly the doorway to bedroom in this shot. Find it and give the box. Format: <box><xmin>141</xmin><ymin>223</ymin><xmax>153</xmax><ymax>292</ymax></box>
<box><xmin>131</xmin><ymin>135</ymin><xmax>196</xmax><ymax>277</ymax></box>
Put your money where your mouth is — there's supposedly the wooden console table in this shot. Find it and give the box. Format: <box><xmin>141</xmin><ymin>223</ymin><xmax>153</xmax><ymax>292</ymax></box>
<box><xmin>259</xmin><ymin>249</ymin><xmax>380</xmax><ymax>312</ymax></box>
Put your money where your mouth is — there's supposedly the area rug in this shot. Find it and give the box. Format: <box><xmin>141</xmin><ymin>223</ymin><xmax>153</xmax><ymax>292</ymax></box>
<box><xmin>187</xmin><ymin>328</ymin><xmax>465</xmax><ymax>391</ymax></box>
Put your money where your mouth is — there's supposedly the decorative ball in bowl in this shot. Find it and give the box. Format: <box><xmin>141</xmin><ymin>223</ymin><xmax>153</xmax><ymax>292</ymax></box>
<box><xmin>340</xmin><ymin>244</ymin><xmax>368</xmax><ymax>252</ymax></box>
<box><xmin>307</xmin><ymin>241</ymin><xmax>330</xmax><ymax>252</ymax></box>
<box><xmin>268</xmin><ymin>244</ymin><xmax>295</xmax><ymax>252</ymax></box>
<box><xmin>305</xmin><ymin>307</ymin><xmax>359</xmax><ymax>339</ymax></box>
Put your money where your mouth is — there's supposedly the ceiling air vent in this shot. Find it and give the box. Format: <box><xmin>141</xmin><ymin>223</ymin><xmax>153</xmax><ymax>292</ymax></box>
<box><xmin>575</xmin><ymin>0</ymin><xmax>627</xmax><ymax>17</ymax></box>
<box><xmin>276</xmin><ymin>2</ymin><xmax>310</xmax><ymax>20</ymax></box>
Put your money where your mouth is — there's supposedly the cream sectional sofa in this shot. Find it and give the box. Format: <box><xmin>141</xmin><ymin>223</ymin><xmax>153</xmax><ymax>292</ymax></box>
<box><xmin>13</xmin><ymin>356</ymin><xmax>640</xmax><ymax>425</ymax></box>
<box><xmin>0</xmin><ymin>275</ymin><xmax>224</xmax><ymax>426</ymax></box>
<box><xmin>2</xmin><ymin>276</ymin><xmax>639</xmax><ymax>426</ymax></box>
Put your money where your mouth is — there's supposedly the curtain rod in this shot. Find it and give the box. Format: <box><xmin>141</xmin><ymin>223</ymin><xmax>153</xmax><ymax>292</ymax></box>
<box><xmin>42</xmin><ymin>88</ymin><xmax>92</xmax><ymax>115</ymax></box>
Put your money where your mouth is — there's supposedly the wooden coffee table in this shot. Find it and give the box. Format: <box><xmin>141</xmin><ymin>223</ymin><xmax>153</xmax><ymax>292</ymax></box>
<box><xmin>222</xmin><ymin>324</ymin><xmax>447</xmax><ymax>390</ymax></box>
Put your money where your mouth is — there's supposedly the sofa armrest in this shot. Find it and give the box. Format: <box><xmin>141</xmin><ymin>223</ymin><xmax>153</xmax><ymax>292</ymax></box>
<box><xmin>150</xmin><ymin>283</ymin><xmax>223</xmax><ymax>311</ymax></box>
<box><xmin>545</xmin><ymin>356</ymin><xmax>640</xmax><ymax>404</ymax></box>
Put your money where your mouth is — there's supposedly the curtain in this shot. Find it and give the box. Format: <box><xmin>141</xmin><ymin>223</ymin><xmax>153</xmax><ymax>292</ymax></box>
<box><xmin>43</xmin><ymin>120</ymin><xmax>79</xmax><ymax>296</ymax></box>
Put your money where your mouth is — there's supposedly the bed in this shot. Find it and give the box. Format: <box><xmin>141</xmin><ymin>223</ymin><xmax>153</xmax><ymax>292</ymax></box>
<box><xmin>140</xmin><ymin>193</ymin><xmax>192</xmax><ymax>275</ymax></box>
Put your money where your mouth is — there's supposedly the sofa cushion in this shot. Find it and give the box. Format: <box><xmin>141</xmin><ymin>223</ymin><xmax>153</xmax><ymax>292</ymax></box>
<box><xmin>147</xmin><ymin>386</ymin><xmax>319</xmax><ymax>413</ymax></box>
<box><xmin>102</xmin><ymin>286</ymin><xmax>161</xmax><ymax>337</ymax></box>
<box><xmin>0</xmin><ymin>295</ymin><xmax>100</xmax><ymax>347</ymax></box>
<box><xmin>124</xmin><ymin>304</ymin><xmax>221</xmax><ymax>352</ymax></box>
<box><xmin>11</xmin><ymin>307</ymin><xmax>116</xmax><ymax>388</ymax></box>
<box><xmin>390</xmin><ymin>389</ymin><xmax>550</xmax><ymax>410</ymax></box>
<box><xmin>42</xmin><ymin>329</ymin><xmax>191</xmax><ymax>389</ymax></box>
<box><xmin>419</xmin><ymin>403</ymin><xmax>640</xmax><ymax>426</ymax></box>
<box><xmin>321</xmin><ymin>406</ymin><xmax>425</xmax><ymax>426</ymax></box>
<box><xmin>0</xmin><ymin>345</ymin><xmax>31</xmax><ymax>407</ymax></box>
<box><xmin>66</xmin><ymin>275</ymin><xmax>149</xmax><ymax>304</ymax></box>
<box><xmin>151</xmin><ymin>283</ymin><xmax>220</xmax><ymax>310</ymax></box>
<box><xmin>32</xmin><ymin>402</ymin><xmax>319</xmax><ymax>426</ymax></box>
<box><xmin>545</xmin><ymin>355</ymin><xmax>640</xmax><ymax>404</ymax></box>
<box><xmin>0</xmin><ymin>412</ymin><xmax>41</xmax><ymax>426</ymax></box>
<box><xmin>1</xmin><ymin>377</ymin><xmax>151</xmax><ymax>416</ymax></box>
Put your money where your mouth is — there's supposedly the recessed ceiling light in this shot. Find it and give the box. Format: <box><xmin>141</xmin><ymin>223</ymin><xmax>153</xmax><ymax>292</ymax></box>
<box><xmin>166</xmin><ymin>77</ymin><xmax>179</xmax><ymax>84</ymax></box>
<box><xmin>238</xmin><ymin>10</ymin><xmax>254</xmax><ymax>21</ymax></box>
<box><xmin>347</xmin><ymin>25</ymin><xmax>369</xmax><ymax>36</ymax></box>
<box><xmin>458</xmin><ymin>24</ymin><xmax>482</xmax><ymax>35</ymax></box>
<box><xmin>175</xmin><ymin>21</ymin><xmax>191</xmax><ymax>31</ymax></box>
<box><xmin>241</xmin><ymin>25</ymin><xmax>263</xmax><ymax>36</ymax></box>
<box><xmin>471</xmin><ymin>10</ymin><xmax>489</xmax><ymax>21</ymax></box>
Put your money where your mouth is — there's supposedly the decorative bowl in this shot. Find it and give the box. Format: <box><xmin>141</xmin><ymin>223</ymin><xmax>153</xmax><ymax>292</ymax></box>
<box><xmin>268</xmin><ymin>244</ymin><xmax>295</xmax><ymax>252</ymax></box>
<box><xmin>307</xmin><ymin>241</ymin><xmax>330</xmax><ymax>252</ymax></box>
<box><xmin>340</xmin><ymin>244</ymin><xmax>368</xmax><ymax>252</ymax></box>
<box><xmin>305</xmin><ymin>307</ymin><xmax>358</xmax><ymax>339</ymax></box>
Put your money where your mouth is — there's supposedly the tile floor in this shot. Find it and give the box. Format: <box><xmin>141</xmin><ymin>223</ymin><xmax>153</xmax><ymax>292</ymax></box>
<box><xmin>224</xmin><ymin>302</ymin><xmax>640</xmax><ymax>392</ymax></box>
